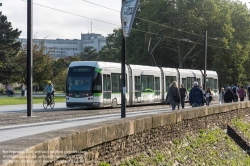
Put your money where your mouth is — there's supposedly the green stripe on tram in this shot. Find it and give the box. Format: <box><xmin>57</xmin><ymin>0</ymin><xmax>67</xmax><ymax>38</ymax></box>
<box><xmin>94</xmin><ymin>93</ymin><xmax>102</xmax><ymax>97</ymax></box>
<box><xmin>95</xmin><ymin>67</ymin><xmax>102</xmax><ymax>73</ymax></box>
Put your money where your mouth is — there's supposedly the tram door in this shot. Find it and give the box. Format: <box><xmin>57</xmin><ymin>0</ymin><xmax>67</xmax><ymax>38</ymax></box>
<box><xmin>103</xmin><ymin>74</ymin><xmax>111</xmax><ymax>105</ymax></box>
<box><xmin>134</xmin><ymin>76</ymin><xmax>141</xmax><ymax>103</ymax></box>
<box><xmin>155</xmin><ymin>77</ymin><xmax>160</xmax><ymax>102</ymax></box>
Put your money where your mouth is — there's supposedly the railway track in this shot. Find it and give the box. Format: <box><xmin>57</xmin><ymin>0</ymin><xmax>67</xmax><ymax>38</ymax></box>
<box><xmin>0</xmin><ymin>104</ymin><xmax>169</xmax><ymax>127</ymax></box>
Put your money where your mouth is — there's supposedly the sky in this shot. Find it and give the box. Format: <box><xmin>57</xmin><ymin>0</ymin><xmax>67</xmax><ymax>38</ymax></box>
<box><xmin>1</xmin><ymin>0</ymin><xmax>122</xmax><ymax>39</ymax></box>
<box><xmin>1</xmin><ymin>0</ymin><xmax>249</xmax><ymax>40</ymax></box>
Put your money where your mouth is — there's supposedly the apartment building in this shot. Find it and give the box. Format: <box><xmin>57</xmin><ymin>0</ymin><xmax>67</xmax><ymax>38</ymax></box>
<box><xmin>17</xmin><ymin>33</ymin><xmax>107</xmax><ymax>58</ymax></box>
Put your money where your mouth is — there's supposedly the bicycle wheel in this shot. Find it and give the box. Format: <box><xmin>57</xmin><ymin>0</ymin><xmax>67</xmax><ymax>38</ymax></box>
<box><xmin>43</xmin><ymin>98</ymin><xmax>48</xmax><ymax>109</ymax></box>
<box><xmin>50</xmin><ymin>98</ymin><xmax>55</xmax><ymax>109</ymax></box>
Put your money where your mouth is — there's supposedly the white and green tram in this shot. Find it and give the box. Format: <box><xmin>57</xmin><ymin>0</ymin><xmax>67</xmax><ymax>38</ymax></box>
<box><xmin>66</xmin><ymin>61</ymin><xmax>218</xmax><ymax>108</ymax></box>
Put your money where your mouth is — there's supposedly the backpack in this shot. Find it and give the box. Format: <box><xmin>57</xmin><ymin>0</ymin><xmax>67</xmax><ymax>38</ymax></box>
<box><xmin>232</xmin><ymin>87</ymin><xmax>237</xmax><ymax>94</ymax></box>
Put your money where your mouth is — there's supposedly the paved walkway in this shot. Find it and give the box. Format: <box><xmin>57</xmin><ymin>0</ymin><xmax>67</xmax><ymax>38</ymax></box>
<box><xmin>0</xmin><ymin>108</ymin><xmax>169</xmax><ymax>143</ymax></box>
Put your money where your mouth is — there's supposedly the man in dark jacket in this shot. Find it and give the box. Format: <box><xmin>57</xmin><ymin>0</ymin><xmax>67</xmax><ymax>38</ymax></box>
<box><xmin>189</xmin><ymin>81</ymin><xmax>204</xmax><ymax>107</ymax></box>
<box><xmin>224</xmin><ymin>87</ymin><xmax>234</xmax><ymax>103</ymax></box>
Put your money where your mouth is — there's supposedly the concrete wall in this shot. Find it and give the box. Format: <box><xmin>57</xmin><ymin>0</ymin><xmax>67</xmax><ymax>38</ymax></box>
<box><xmin>1</xmin><ymin>102</ymin><xmax>250</xmax><ymax>166</ymax></box>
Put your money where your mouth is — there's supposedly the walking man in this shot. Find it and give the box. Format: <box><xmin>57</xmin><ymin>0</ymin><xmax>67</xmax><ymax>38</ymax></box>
<box><xmin>179</xmin><ymin>84</ymin><xmax>187</xmax><ymax>109</ymax></box>
<box><xmin>189</xmin><ymin>81</ymin><xmax>204</xmax><ymax>107</ymax></box>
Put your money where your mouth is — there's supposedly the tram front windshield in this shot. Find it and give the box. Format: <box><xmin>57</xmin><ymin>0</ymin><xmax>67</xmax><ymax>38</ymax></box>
<box><xmin>66</xmin><ymin>66</ymin><xmax>102</xmax><ymax>96</ymax></box>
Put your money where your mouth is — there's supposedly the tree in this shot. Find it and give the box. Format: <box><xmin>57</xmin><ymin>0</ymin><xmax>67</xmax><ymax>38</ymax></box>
<box><xmin>0</xmin><ymin>14</ymin><xmax>21</xmax><ymax>84</ymax></box>
<box><xmin>16</xmin><ymin>40</ymin><xmax>54</xmax><ymax>85</ymax></box>
<box><xmin>79</xmin><ymin>46</ymin><xmax>98</xmax><ymax>61</ymax></box>
<box><xmin>98</xmin><ymin>28</ymin><xmax>122</xmax><ymax>62</ymax></box>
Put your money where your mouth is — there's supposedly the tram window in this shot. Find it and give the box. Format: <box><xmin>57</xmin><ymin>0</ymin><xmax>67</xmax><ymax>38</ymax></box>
<box><xmin>141</xmin><ymin>75</ymin><xmax>154</xmax><ymax>92</ymax></box>
<box><xmin>187</xmin><ymin>77</ymin><xmax>195</xmax><ymax>90</ymax></box>
<box><xmin>182</xmin><ymin>78</ymin><xmax>187</xmax><ymax>89</ymax></box>
<box><xmin>206</xmin><ymin>78</ymin><xmax>214</xmax><ymax>90</ymax></box>
<box><xmin>165</xmin><ymin>76</ymin><xmax>176</xmax><ymax>92</ymax></box>
<box><xmin>112</xmin><ymin>74</ymin><xmax>120</xmax><ymax>93</ymax></box>
<box><xmin>214</xmin><ymin>79</ymin><xmax>218</xmax><ymax>90</ymax></box>
<box><xmin>93</xmin><ymin>73</ymin><xmax>102</xmax><ymax>92</ymax></box>
<box><xmin>111</xmin><ymin>73</ymin><xmax>127</xmax><ymax>93</ymax></box>
<box><xmin>197</xmin><ymin>78</ymin><xmax>201</xmax><ymax>86</ymax></box>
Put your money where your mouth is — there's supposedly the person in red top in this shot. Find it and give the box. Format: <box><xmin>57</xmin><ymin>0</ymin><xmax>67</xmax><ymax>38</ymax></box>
<box><xmin>238</xmin><ymin>85</ymin><xmax>246</xmax><ymax>102</ymax></box>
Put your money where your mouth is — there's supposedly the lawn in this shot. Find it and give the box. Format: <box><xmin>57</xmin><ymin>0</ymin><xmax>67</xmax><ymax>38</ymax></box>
<box><xmin>0</xmin><ymin>96</ymin><xmax>66</xmax><ymax>106</ymax></box>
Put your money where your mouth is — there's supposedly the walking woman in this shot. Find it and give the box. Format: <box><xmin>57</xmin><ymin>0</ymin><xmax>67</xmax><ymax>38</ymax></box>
<box><xmin>166</xmin><ymin>81</ymin><xmax>180</xmax><ymax>110</ymax></box>
<box><xmin>219</xmin><ymin>87</ymin><xmax>225</xmax><ymax>104</ymax></box>
<box><xmin>238</xmin><ymin>85</ymin><xmax>246</xmax><ymax>102</ymax></box>
<box><xmin>205</xmin><ymin>87</ymin><xmax>213</xmax><ymax>106</ymax></box>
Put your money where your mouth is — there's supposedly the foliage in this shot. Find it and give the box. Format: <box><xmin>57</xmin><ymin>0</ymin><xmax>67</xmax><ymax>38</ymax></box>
<box><xmin>16</xmin><ymin>40</ymin><xmax>54</xmax><ymax>84</ymax></box>
<box><xmin>0</xmin><ymin>14</ymin><xmax>22</xmax><ymax>84</ymax></box>
<box><xmin>53</xmin><ymin>69</ymin><xmax>67</xmax><ymax>92</ymax></box>
<box><xmin>231</xmin><ymin>118</ymin><xmax>250</xmax><ymax>141</ymax></box>
<box><xmin>79</xmin><ymin>46</ymin><xmax>98</xmax><ymax>61</ymax></box>
<box><xmin>98</xmin><ymin>28</ymin><xmax>122</xmax><ymax>63</ymax></box>
<box><xmin>120</xmin><ymin>128</ymin><xmax>250</xmax><ymax>165</ymax></box>
<box><xmin>100</xmin><ymin>0</ymin><xmax>250</xmax><ymax>87</ymax></box>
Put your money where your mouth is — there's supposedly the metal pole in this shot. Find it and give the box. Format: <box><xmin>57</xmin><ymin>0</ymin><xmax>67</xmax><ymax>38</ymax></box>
<box><xmin>27</xmin><ymin>0</ymin><xmax>33</xmax><ymax>116</ymax></box>
<box><xmin>203</xmin><ymin>31</ymin><xmax>207</xmax><ymax>91</ymax></box>
<box><xmin>121</xmin><ymin>0</ymin><xmax>126</xmax><ymax>118</ymax></box>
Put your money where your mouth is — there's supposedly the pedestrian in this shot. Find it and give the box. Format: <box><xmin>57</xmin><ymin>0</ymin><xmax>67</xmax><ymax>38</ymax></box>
<box><xmin>219</xmin><ymin>87</ymin><xmax>225</xmax><ymax>104</ymax></box>
<box><xmin>224</xmin><ymin>87</ymin><xmax>234</xmax><ymax>103</ymax></box>
<box><xmin>205</xmin><ymin>87</ymin><xmax>213</xmax><ymax>106</ymax></box>
<box><xmin>179</xmin><ymin>84</ymin><xmax>187</xmax><ymax>109</ymax></box>
<box><xmin>247</xmin><ymin>84</ymin><xmax>250</xmax><ymax>101</ymax></box>
<box><xmin>6</xmin><ymin>84</ymin><xmax>12</xmax><ymax>97</ymax></box>
<box><xmin>232</xmin><ymin>84</ymin><xmax>238</xmax><ymax>102</ymax></box>
<box><xmin>189</xmin><ymin>81</ymin><xmax>204</xmax><ymax>107</ymax></box>
<box><xmin>238</xmin><ymin>85</ymin><xmax>246</xmax><ymax>102</ymax></box>
<box><xmin>21</xmin><ymin>84</ymin><xmax>26</xmax><ymax>97</ymax></box>
<box><xmin>35</xmin><ymin>84</ymin><xmax>39</xmax><ymax>93</ymax></box>
<box><xmin>165</xmin><ymin>81</ymin><xmax>180</xmax><ymax>110</ymax></box>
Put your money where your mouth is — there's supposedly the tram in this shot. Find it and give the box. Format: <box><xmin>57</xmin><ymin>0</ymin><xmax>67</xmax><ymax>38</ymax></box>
<box><xmin>66</xmin><ymin>61</ymin><xmax>218</xmax><ymax>108</ymax></box>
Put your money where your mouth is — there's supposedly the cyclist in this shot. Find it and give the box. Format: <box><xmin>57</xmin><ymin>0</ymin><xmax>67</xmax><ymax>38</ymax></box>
<box><xmin>43</xmin><ymin>81</ymin><xmax>54</xmax><ymax>104</ymax></box>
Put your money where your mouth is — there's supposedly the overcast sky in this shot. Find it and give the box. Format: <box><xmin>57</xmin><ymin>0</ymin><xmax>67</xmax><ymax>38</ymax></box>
<box><xmin>1</xmin><ymin>0</ymin><xmax>249</xmax><ymax>40</ymax></box>
<box><xmin>1</xmin><ymin>0</ymin><xmax>121</xmax><ymax>39</ymax></box>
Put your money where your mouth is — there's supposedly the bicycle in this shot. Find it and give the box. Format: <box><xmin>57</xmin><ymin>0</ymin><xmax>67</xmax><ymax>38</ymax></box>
<box><xmin>43</xmin><ymin>94</ymin><xmax>55</xmax><ymax>109</ymax></box>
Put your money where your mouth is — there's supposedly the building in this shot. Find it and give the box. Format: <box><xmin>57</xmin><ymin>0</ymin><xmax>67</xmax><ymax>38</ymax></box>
<box><xmin>17</xmin><ymin>33</ymin><xmax>107</xmax><ymax>58</ymax></box>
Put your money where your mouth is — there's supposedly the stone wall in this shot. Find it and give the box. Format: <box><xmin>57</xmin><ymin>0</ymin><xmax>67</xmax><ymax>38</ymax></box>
<box><xmin>2</xmin><ymin>102</ymin><xmax>250</xmax><ymax>166</ymax></box>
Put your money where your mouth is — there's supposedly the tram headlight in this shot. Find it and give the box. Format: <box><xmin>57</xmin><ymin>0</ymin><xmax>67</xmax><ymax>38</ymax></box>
<box><xmin>66</xmin><ymin>93</ymin><xmax>72</xmax><ymax>96</ymax></box>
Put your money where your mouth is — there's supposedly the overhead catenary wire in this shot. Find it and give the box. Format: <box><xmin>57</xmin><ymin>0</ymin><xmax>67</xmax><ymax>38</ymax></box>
<box><xmin>20</xmin><ymin>0</ymin><xmax>249</xmax><ymax>53</ymax></box>
<box><xmin>81</xmin><ymin>0</ymin><xmax>249</xmax><ymax>48</ymax></box>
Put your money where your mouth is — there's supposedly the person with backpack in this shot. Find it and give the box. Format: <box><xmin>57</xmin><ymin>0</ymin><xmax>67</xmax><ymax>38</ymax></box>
<box><xmin>219</xmin><ymin>87</ymin><xmax>225</xmax><ymax>104</ymax></box>
<box><xmin>189</xmin><ymin>81</ymin><xmax>204</xmax><ymax>107</ymax></box>
<box><xmin>166</xmin><ymin>81</ymin><xmax>180</xmax><ymax>110</ymax></box>
<box><xmin>179</xmin><ymin>84</ymin><xmax>187</xmax><ymax>109</ymax></box>
<box><xmin>232</xmin><ymin>84</ymin><xmax>238</xmax><ymax>102</ymax></box>
<box><xmin>238</xmin><ymin>85</ymin><xmax>246</xmax><ymax>102</ymax></box>
<box><xmin>224</xmin><ymin>87</ymin><xmax>234</xmax><ymax>103</ymax></box>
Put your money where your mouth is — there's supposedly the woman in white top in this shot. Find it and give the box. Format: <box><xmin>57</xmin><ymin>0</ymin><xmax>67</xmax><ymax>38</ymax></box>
<box><xmin>219</xmin><ymin>87</ymin><xmax>225</xmax><ymax>104</ymax></box>
<box><xmin>205</xmin><ymin>87</ymin><xmax>213</xmax><ymax>106</ymax></box>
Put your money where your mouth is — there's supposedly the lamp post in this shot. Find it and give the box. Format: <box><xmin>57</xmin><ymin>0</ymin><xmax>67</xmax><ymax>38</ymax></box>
<box><xmin>27</xmin><ymin>0</ymin><xmax>33</xmax><ymax>116</ymax></box>
<box><xmin>203</xmin><ymin>31</ymin><xmax>207</xmax><ymax>91</ymax></box>
<box><xmin>121</xmin><ymin>0</ymin><xmax>126</xmax><ymax>118</ymax></box>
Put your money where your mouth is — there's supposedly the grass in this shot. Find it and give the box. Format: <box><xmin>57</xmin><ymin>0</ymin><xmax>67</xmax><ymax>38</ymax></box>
<box><xmin>118</xmin><ymin>128</ymin><xmax>250</xmax><ymax>166</ymax></box>
<box><xmin>0</xmin><ymin>96</ymin><xmax>66</xmax><ymax>106</ymax></box>
<box><xmin>231</xmin><ymin>117</ymin><xmax>250</xmax><ymax>141</ymax></box>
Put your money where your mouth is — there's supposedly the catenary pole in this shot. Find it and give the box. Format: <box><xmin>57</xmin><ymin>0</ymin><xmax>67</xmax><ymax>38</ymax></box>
<box><xmin>203</xmin><ymin>31</ymin><xmax>207</xmax><ymax>91</ymax></box>
<box><xmin>121</xmin><ymin>0</ymin><xmax>126</xmax><ymax>118</ymax></box>
<box><xmin>27</xmin><ymin>0</ymin><xmax>33</xmax><ymax>116</ymax></box>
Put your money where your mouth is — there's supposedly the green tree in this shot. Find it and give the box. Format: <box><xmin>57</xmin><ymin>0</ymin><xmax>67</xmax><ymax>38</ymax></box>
<box><xmin>16</xmin><ymin>40</ymin><xmax>54</xmax><ymax>84</ymax></box>
<box><xmin>0</xmin><ymin>14</ymin><xmax>21</xmax><ymax>84</ymax></box>
<box><xmin>98</xmin><ymin>28</ymin><xmax>122</xmax><ymax>62</ymax></box>
<box><xmin>79</xmin><ymin>46</ymin><xmax>98</xmax><ymax>61</ymax></box>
